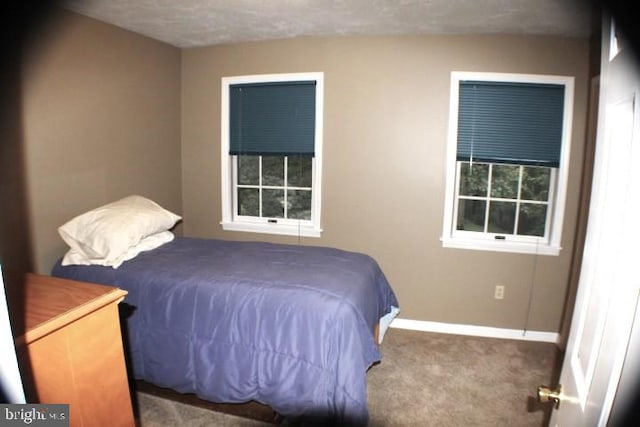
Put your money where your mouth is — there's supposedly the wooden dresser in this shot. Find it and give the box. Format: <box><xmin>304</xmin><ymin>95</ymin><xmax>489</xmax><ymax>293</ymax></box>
<box><xmin>15</xmin><ymin>273</ymin><xmax>135</xmax><ymax>427</ymax></box>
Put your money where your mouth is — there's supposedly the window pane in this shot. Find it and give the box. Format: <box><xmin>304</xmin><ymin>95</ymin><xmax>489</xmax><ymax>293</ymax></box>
<box><xmin>262</xmin><ymin>156</ymin><xmax>284</xmax><ymax>186</ymax></box>
<box><xmin>288</xmin><ymin>156</ymin><xmax>312</xmax><ymax>188</ymax></box>
<box><xmin>238</xmin><ymin>188</ymin><xmax>259</xmax><ymax>216</ymax></box>
<box><xmin>521</xmin><ymin>166</ymin><xmax>551</xmax><ymax>201</ymax></box>
<box><xmin>263</xmin><ymin>189</ymin><xmax>284</xmax><ymax>218</ymax></box>
<box><xmin>518</xmin><ymin>203</ymin><xmax>547</xmax><ymax>236</ymax></box>
<box><xmin>288</xmin><ymin>190</ymin><xmax>312</xmax><ymax>220</ymax></box>
<box><xmin>459</xmin><ymin>162</ymin><xmax>489</xmax><ymax>197</ymax></box>
<box><xmin>488</xmin><ymin>201</ymin><xmax>516</xmax><ymax>234</ymax></box>
<box><xmin>238</xmin><ymin>155</ymin><xmax>259</xmax><ymax>185</ymax></box>
<box><xmin>490</xmin><ymin>164</ymin><xmax>519</xmax><ymax>199</ymax></box>
<box><xmin>457</xmin><ymin>199</ymin><xmax>486</xmax><ymax>232</ymax></box>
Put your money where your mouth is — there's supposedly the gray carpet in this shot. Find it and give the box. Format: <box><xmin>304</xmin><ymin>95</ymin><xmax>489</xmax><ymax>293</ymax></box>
<box><xmin>136</xmin><ymin>328</ymin><xmax>559</xmax><ymax>426</ymax></box>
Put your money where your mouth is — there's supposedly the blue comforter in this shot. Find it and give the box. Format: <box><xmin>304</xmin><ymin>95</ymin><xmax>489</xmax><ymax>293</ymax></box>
<box><xmin>51</xmin><ymin>237</ymin><xmax>398</xmax><ymax>425</ymax></box>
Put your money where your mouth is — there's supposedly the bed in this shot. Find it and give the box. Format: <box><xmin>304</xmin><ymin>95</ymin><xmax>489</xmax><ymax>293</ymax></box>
<box><xmin>50</xmin><ymin>197</ymin><xmax>399</xmax><ymax>426</ymax></box>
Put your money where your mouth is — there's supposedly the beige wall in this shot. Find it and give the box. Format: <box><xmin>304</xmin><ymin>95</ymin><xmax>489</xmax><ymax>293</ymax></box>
<box><xmin>18</xmin><ymin>9</ymin><xmax>590</xmax><ymax>332</ymax></box>
<box><xmin>181</xmin><ymin>35</ymin><xmax>590</xmax><ymax>332</ymax></box>
<box><xmin>21</xmin><ymin>9</ymin><xmax>183</xmax><ymax>273</ymax></box>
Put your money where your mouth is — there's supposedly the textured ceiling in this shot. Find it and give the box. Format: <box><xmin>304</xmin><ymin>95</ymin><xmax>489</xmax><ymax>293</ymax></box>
<box><xmin>62</xmin><ymin>0</ymin><xmax>593</xmax><ymax>48</ymax></box>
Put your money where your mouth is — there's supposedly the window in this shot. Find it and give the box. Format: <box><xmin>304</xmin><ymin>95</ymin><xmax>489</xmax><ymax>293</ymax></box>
<box><xmin>221</xmin><ymin>73</ymin><xmax>323</xmax><ymax>237</ymax></box>
<box><xmin>442</xmin><ymin>72</ymin><xmax>574</xmax><ymax>255</ymax></box>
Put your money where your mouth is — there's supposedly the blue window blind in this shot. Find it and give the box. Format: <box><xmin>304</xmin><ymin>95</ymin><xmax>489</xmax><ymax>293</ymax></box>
<box><xmin>229</xmin><ymin>81</ymin><xmax>316</xmax><ymax>157</ymax></box>
<box><xmin>457</xmin><ymin>81</ymin><xmax>565</xmax><ymax>167</ymax></box>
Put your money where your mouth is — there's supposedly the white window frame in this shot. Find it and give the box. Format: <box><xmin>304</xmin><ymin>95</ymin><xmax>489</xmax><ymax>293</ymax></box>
<box><xmin>441</xmin><ymin>72</ymin><xmax>574</xmax><ymax>256</ymax></box>
<box><xmin>220</xmin><ymin>72</ymin><xmax>324</xmax><ymax>237</ymax></box>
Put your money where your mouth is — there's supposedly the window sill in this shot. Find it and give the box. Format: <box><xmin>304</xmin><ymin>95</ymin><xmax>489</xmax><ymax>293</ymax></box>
<box><xmin>441</xmin><ymin>236</ymin><xmax>560</xmax><ymax>256</ymax></box>
<box><xmin>221</xmin><ymin>221</ymin><xmax>322</xmax><ymax>238</ymax></box>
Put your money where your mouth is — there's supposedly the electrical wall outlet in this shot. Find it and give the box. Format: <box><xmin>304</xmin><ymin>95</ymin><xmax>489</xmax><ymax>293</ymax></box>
<box><xmin>494</xmin><ymin>285</ymin><xmax>505</xmax><ymax>300</ymax></box>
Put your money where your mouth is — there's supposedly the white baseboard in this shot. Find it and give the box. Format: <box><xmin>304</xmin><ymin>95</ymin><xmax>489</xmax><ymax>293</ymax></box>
<box><xmin>390</xmin><ymin>317</ymin><xmax>559</xmax><ymax>344</ymax></box>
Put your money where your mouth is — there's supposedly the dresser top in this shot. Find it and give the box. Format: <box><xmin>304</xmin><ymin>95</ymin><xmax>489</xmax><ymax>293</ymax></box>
<box><xmin>15</xmin><ymin>273</ymin><xmax>127</xmax><ymax>345</ymax></box>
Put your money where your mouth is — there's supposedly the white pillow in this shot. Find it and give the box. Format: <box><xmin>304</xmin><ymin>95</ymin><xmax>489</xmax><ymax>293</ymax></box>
<box><xmin>61</xmin><ymin>230</ymin><xmax>175</xmax><ymax>269</ymax></box>
<box><xmin>58</xmin><ymin>195</ymin><xmax>181</xmax><ymax>265</ymax></box>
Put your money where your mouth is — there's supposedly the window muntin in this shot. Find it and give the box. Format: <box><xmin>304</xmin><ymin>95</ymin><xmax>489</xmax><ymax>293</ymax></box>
<box><xmin>235</xmin><ymin>155</ymin><xmax>313</xmax><ymax>221</ymax></box>
<box><xmin>221</xmin><ymin>73</ymin><xmax>323</xmax><ymax>237</ymax></box>
<box><xmin>442</xmin><ymin>72</ymin><xmax>574</xmax><ymax>255</ymax></box>
<box><xmin>454</xmin><ymin>161</ymin><xmax>553</xmax><ymax>238</ymax></box>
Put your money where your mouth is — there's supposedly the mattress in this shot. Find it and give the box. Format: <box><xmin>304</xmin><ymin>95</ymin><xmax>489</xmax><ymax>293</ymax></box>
<box><xmin>52</xmin><ymin>237</ymin><xmax>399</xmax><ymax>425</ymax></box>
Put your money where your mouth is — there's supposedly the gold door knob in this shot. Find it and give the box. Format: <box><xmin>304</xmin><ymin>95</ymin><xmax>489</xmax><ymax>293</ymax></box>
<box><xmin>537</xmin><ymin>384</ymin><xmax>562</xmax><ymax>409</ymax></box>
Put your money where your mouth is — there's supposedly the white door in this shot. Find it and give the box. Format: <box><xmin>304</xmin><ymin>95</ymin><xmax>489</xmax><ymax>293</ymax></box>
<box><xmin>0</xmin><ymin>266</ymin><xmax>26</xmax><ymax>403</ymax></box>
<box><xmin>547</xmin><ymin>17</ymin><xmax>640</xmax><ymax>426</ymax></box>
